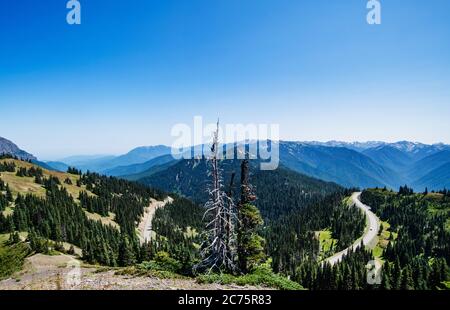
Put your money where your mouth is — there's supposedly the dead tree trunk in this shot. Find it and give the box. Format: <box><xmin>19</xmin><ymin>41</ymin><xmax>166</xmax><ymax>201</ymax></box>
<box><xmin>226</xmin><ymin>172</ymin><xmax>236</xmax><ymax>258</ymax></box>
<box><xmin>194</xmin><ymin>121</ymin><xmax>237</xmax><ymax>274</ymax></box>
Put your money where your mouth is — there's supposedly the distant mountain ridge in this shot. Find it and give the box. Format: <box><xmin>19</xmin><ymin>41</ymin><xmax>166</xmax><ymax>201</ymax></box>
<box><xmin>124</xmin><ymin>140</ymin><xmax>450</xmax><ymax>191</ymax></box>
<box><xmin>407</xmin><ymin>150</ymin><xmax>450</xmax><ymax>180</ymax></box>
<box><xmin>301</xmin><ymin>140</ymin><xmax>449</xmax><ymax>159</ymax></box>
<box><xmin>362</xmin><ymin>145</ymin><xmax>414</xmax><ymax>171</ymax></box>
<box><xmin>45</xmin><ymin>161</ymin><xmax>70</xmax><ymax>172</ymax></box>
<box><xmin>412</xmin><ymin>162</ymin><xmax>450</xmax><ymax>191</ymax></box>
<box><xmin>283</xmin><ymin>141</ymin><xmax>450</xmax><ymax>190</ymax></box>
<box><xmin>278</xmin><ymin>142</ymin><xmax>403</xmax><ymax>189</ymax></box>
<box><xmin>104</xmin><ymin>154</ymin><xmax>177</xmax><ymax>177</ymax></box>
<box><xmin>53</xmin><ymin>145</ymin><xmax>172</xmax><ymax>173</ymax></box>
<box><xmin>11</xmin><ymin>136</ymin><xmax>447</xmax><ymax>192</ymax></box>
<box><xmin>108</xmin><ymin>145</ymin><xmax>172</xmax><ymax>168</ymax></box>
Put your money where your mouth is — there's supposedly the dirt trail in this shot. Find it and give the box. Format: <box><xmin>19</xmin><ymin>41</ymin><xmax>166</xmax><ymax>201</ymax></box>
<box><xmin>138</xmin><ymin>196</ymin><xmax>173</xmax><ymax>244</ymax></box>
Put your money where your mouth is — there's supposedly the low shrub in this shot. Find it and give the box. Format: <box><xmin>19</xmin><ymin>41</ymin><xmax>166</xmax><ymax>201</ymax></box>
<box><xmin>197</xmin><ymin>264</ymin><xmax>303</xmax><ymax>290</ymax></box>
<box><xmin>115</xmin><ymin>266</ymin><xmax>184</xmax><ymax>280</ymax></box>
<box><xmin>115</xmin><ymin>252</ymin><xmax>185</xmax><ymax>280</ymax></box>
<box><xmin>0</xmin><ymin>242</ymin><xmax>31</xmax><ymax>280</ymax></box>
<box><xmin>153</xmin><ymin>251</ymin><xmax>182</xmax><ymax>273</ymax></box>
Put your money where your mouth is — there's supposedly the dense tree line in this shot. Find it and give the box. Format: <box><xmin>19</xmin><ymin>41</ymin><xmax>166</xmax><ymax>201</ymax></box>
<box><xmin>78</xmin><ymin>191</ymin><xmax>110</xmax><ymax>217</ymax></box>
<box><xmin>361</xmin><ymin>188</ymin><xmax>450</xmax><ymax>289</ymax></box>
<box><xmin>0</xmin><ymin>178</ymin><xmax>13</xmax><ymax>212</ymax></box>
<box><xmin>398</xmin><ymin>185</ymin><xmax>414</xmax><ymax>196</ymax></box>
<box><xmin>435</xmin><ymin>188</ymin><xmax>450</xmax><ymax>198</ymax></box>
<box><xmin>252</xmin><ymin>167</ymin><xmax>342</xmax><ymax>221</ymax></box>
<box><xmin>15</xmin><ymin>166</ymin><xmax>43</xmax><ymax>178</ymax></box>
<box><xmin>295</xmin><ymin>245</ymin><xmax>374</xmax><ymax>290</ymax></box>
<box><xmin>80</xmin><ymin>172</ymin><xmax>165</xmax><ymax>201</ymax></box>
<box><xmin>67</xmin><ymin>167</ymin><xmax>81</xmax><ymax>175</ymax></box>
<box><xmin>0</xmin><ymin>191</ymin><xmax>8</xmax><ymax>212</ymax></box>
<box><xmin>2</xmin><ymin>162</ymin><xmax>46</xmax><ymax>190</ymax></box>
<box><xmin>330</xmin><ymin>203</ymin><xmax>366</xmax><ymax>249</ymax></box>
<box><xmin>0</xmin><ymin>197</ymin><xmax>5</xmax><ymax>212</ymax></box>
<box><xmin>0</xmin><ymin>161</ymin><xmax>16</xmax><ymax>172</ymax></box>
<box><xmin>378</xmin><ymin>255</ymin><xmax>448</xmax><ymax>290</ymax></box>
<box><xmin>0</xmin><ymin>154</ymin><xmax>23</xmax><ymax>160</ymax></box>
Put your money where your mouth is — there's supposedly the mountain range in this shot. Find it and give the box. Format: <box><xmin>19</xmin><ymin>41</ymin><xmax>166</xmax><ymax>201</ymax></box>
<box><xmin>118</xmin><ymin>141</ymin><xmax>450</xmax><ymax>191</ymax></box>
<box><xmin>51</xmin><ymin>145</ymin><xmax>172</xmax><ymax>174</ymax></box>
<box><xmin>2</xmin><ymin>136</ymin><xmax>449</xmax><ymax>191</ymax></box>
<box><xmin>43</xmin><ymin>140</ymin><xmax>450</xmax><ymax>191</ymax></box>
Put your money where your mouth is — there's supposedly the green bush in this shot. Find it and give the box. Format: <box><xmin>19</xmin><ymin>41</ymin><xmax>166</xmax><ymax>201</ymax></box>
<box><xmin>197</xmin><ymin>263</ymin><xmax>303</xmax><ymax>290</ymax></box>
<box><xmin>130</xmin><ymin>251</ymin><xmax>183</xmax><ymax>278</ymax></box>
<box><xmin>153</xmin><ymin>251</ymin><xmax>182</xmax><ymax>273</ymax></box>
<box><xmin>197</xmin><ymin>273</ymin><xmax>236</xmax><ymax>285</ymax></box>
<box><xmin>116</xmin><ymin>266</ymin><xmax>184</xmax><ymax>280</ymax></box>
<box><xmin>0</xmin><ymin>242</ymin><xmax>31</xmax><ymax>280</ymax></box>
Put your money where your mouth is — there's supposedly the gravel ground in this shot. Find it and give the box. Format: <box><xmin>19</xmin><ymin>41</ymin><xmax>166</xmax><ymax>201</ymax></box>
<box><xmin>0</xmin><ymin>254</ymin><xmax>267</xmax><ymax>290</ymax></box>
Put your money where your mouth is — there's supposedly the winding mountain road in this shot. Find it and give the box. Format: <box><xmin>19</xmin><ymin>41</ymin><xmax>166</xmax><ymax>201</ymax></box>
<box><xmin>138</xmin><ymin>196</ymin><xmax>173</xmax><ymax>244</ymax></box>
<box><xmin>323</xmin><ymin>192</ymin><xmax>380</xmax><ymax>265</ymax></box>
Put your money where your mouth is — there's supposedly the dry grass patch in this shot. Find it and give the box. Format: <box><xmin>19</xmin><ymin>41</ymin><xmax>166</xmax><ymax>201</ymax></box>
<box><xmin>84</xmin><ymin>211</ymin><xmax>120</xmax><ymax>230</ymax></box>
<box><xmin>0</xmin><ymin>159</ymin><xmax>95</xmax><ymax>200</ymax></box>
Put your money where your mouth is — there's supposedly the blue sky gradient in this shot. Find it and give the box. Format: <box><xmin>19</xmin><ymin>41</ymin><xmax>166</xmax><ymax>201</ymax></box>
<box><xmin>1</xmin><ymin>0</ymin><xmax>449</xmax><ymax>159</ymax></box>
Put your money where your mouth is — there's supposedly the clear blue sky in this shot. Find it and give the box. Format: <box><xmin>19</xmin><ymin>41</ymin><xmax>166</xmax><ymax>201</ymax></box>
<box><xmin>1</xmin><ymin>0</ymin><xmax>449</xmax><ymax>159</ymax></box>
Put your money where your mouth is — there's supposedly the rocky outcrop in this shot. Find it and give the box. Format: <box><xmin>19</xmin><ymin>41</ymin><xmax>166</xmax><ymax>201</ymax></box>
<box><xmin>0</xmin><ymin>136</ymin><xmax>36</xmax><ymax>161</ymax></box>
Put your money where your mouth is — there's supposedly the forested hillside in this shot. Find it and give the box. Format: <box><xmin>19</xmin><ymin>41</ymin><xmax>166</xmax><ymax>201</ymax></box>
<box><xmin>0</xmin><ymin>156</ymin><xmax>167</xmax><ymax>269</ymax></box>
<box><xmin>361</xmin><ymin>188</ymin><xmax>450</xmax><ymax>289</ymax></box>
<box><xmin>265</xmin><ymin>189</ymin><xmax>366</xmax><ymax>275</ymax></box>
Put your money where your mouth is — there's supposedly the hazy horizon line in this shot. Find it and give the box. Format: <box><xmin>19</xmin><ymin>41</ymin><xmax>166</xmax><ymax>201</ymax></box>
<box><xmin>33</xmin><ymin>139</ymin><xmax>449</xmax><ymax>162</ymax></box>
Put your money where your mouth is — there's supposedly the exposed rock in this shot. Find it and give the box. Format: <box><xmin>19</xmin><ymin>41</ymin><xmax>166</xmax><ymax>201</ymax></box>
<box><xmin>0</xmin><ymin>137</ymin><xmax>36</xmax><ymax>161</ymax></box>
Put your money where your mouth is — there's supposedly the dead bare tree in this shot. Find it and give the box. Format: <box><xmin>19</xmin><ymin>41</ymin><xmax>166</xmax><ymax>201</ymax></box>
<box><xmin>226</xmin><ymin>172</ymin><xmax>236</xmax><ymax>258</ymax></box>
<box><xmin>194</xmin><ymin>121</ymin><xmax>237</xmax><ymax>274</ymax></box>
